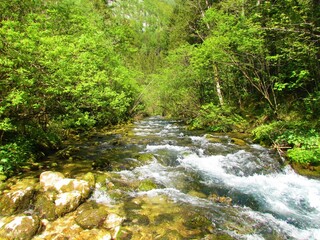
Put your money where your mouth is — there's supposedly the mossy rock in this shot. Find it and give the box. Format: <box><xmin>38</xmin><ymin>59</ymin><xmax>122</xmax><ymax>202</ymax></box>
<box><xmin>205</xmin><ymin>135</ymin><xmax>223</xmax><ymax>143</ymax></box>
<box><xmin>34</xmin><ymin>193</ymin><xmax>57</xmax><ymax>221</ymax></box>
<box><xmin>125</xmin><ymin>213</ymin><xmax>150</xmax><ymax>226</ymax></box>
<box><xmin>75</xmin><ymin>207</ymin><xmax>109</xmax><ymax>229</ymax></box>
<box><xmin>0</xmin><ymin>215</ymin><xmax>40</xmax><ymax>240</ymax></box>
<box><xmin>184</xmin><ymin>212</ymin><xmax>212</xmax><ymax>230</ymax></box>
<box><xmin>230</xmin><ymin>138</ymin><xmax>247</xmax><ymax>146</ymax></box>
<box><xmin>0</xmin><ymin>180</ymin><xmax>36</xmax><ymax>215</ymax></box>
<box><xmin>137</xmin><ymin>153</ymin><xmax>155</xmax><ymax>163</ymax></box>
<box><xmin>291</xmin><ymin>162</ymin><xmax>320</xmax><ymax>178</ymax></box>
<box><xmin>138</xmin><ymin>179</ymin><xmax>158</xmax><ymax>191</ymax></box>
<box><xmin>81</xmin><ymin>172</ymin><xmax>96</xmax><ymax>189</ymax></box>
<box><xmin>188</xmin><ymin>190</ymin><xmax>207</xmax><ymax>199</ymax></box>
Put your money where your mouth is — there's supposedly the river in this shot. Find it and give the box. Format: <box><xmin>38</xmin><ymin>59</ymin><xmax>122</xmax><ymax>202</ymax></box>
<box><xmin>10</xmin><ymin>116</ymin><xmax>320</xmax><ymax>239</ymax></box>
<box><xmin>87</xmin><ymin>117</ymin><xmax>320</xmax><ymax>239</ymax></box>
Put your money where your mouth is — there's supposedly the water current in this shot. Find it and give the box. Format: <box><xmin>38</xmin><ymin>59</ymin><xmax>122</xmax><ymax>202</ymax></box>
<box><xmin>48</xmin><ymin>117</ymin><xmax>320</xmax><ymax>239</ymax></box>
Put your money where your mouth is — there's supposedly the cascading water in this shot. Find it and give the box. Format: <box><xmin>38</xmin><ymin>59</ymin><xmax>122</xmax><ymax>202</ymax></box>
<box><xmin>109</xmin><ymin>116</ymin><xmax>320</xmax><ymax>239</ymax></box>
<box><xmin>19</xmin><ymin>116</ymin><xmax>319</xmax><ymax>239</ymax></box>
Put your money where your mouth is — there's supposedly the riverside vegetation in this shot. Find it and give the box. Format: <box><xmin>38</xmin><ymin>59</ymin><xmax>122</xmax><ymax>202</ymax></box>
<box><xmin>1</xmin><ymin>0</ymin><xmax>320</xmax><ymax>178</ymax></box>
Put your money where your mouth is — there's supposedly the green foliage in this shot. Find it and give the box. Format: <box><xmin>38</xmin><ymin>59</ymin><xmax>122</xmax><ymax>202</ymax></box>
<box><xmin>0</xmin><ymin>0</ymin><xmax>142</xmax><ymax>176</ymax></box>
<box><xmin>190</xmin><ymin>103</ymin><xmax>246</xmax><ymax>132</ymax></box>
<box><xmin>253</xmin><ymin>122</ymin><xmax>320</xmax><ymax>164</ymax></box>
<box><xmin>287</xmin><ymin>148</ymin><xmax>320</xmax><ymax>165</ymax></box>
<box><xmin>0</xmin><ymin>141</ymin><xmax>33</xmax><ymax>176</ymax></box>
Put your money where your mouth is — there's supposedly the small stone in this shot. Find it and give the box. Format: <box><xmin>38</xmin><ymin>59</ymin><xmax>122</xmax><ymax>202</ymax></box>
<box><xmin>103</xmin><ymin>213</ymin><xmax>124</xmax><ymax>238</ymax></box>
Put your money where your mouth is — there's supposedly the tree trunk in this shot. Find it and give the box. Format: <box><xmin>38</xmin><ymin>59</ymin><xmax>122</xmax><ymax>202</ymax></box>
<box><xmin>213</xmin><ymin>64</ymin><xmax>224</xmax><ymax>106</ymax></box>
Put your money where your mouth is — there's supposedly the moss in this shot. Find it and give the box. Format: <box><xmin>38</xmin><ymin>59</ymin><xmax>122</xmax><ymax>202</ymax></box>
<box><xmin>230</xmin><ymin>138</ymin><xmax>247</xmax><ymax>146</ymax></box>
<box><xmin>184</xmin><ymin>212</ymin><xmax>212</xmax><ymax>230</ymax></box>
<box><xmin>137</xmin><ymin>153</ymin><xmax>155</xmax><ymax>163</ymax></box>
<box><xmin>138</xmin><ymin>179</ymin><xmax>158</xmax><ymax>191</ymax></box>
<box><xmin>291</xmin><ymin>162</ymin><xmax>320</xmax><ymax>178</ymax></box>
<box><xmin>188</xmin><ymin>190</ymin><xmax>207</xmax><ymax>198</ymax></box>
<box><xmin>34</xmin><ymin>193</ymin><xmax>57</xmax><ymax>221</ymax></box>
<box><xmin>75</xmin><ymin>208</ymin><xmax>109</xmax><ymax>229</ymax></box>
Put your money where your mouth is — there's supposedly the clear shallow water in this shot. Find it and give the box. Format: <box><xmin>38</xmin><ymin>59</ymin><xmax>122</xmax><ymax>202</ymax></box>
<box><xmin>42</xmin><ymin>116</ymin><xmax>320</xmax><ymax>239</ymax></box>
<box><xmin>111</xmin><ymin>116</ymin><xmax>320</xmax><ymax>239</ymax></box>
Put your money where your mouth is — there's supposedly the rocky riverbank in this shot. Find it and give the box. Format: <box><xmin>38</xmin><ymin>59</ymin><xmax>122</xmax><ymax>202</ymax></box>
<box><xmin>0</xmin><ymin>171</ymin><xmax>123</xmax><ymax>239</ymax></box>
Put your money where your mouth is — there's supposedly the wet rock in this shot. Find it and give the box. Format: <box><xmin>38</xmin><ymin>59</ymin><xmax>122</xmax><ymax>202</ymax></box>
<box><xmin>32</xmin><ymin>214</ymin><xmax>82</xmax><ymax>240</ymax></box>
<box><xmin>40</xmin><ymin>171</ymin><xmax>92</xmax><ymax>200</ymax></box>
<box><xmin>75</xmin><ymin>208</ymin><xmax>108</xmax><ymax>229</ymax></box>
<box><xmin>0</xmin><ymin>215</ymin><xmax>40</xmax><ymax>240</ymax></box>
<box><xmin>40</xmin><ymin>171</ymin><xmax>65</xmax><ymax>191</ymax></box>
<box><xmin>55</xmin><ymin>191</ymin><xmax>82</xmax><ymax>217</ymax></box>
<box><xmin>55</xmin><ymin>178</ymin><xmax>91</xmax><ymax>199</ymax></box>
<box><xmin>231</xmin><ymin>138</ymin><xmax>247</xmax><ymax>146</ymax></box>
<box><xmin>205</xmin><ymin>134</ymin><xmax>223</xmax><ymax>143</ymax></box>
<box><xmin>188</xmin><ymin>190</ymin><xmax>207</xmax><ymax>198</ymax></box>
<box><xmin>78</xmin><ymin>229</ymin><xmax>112</xmax><ymax>240</ymax></box>
<box><xmin>208</xmin><ymin>194</ymin><xmax>232</xmax><ymax>205</ymax></box>
<box><xmin>0</xmin><ymin>178</ymin><xmax>36</xmax><ymax>215</ymax></box>
<box><xmin>34</xmin><ymin>193</ymin><xmax>56</xmax><ymax>221</ymax></box>
<box><xmin>103</xmin><ymin>213</ymin><xmax>124</xmax><ymax>239</ymax></box>
<box><xmin>81</xmin><ymin>172</ymin><xmax>95</xmax><ymax>190</ymax></box>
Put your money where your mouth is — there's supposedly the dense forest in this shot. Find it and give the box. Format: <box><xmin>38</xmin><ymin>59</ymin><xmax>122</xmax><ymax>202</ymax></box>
<box><xmin>1</xmin><ymin>0</ymin><xmax>320</xmax><ymax>177</ymax></box>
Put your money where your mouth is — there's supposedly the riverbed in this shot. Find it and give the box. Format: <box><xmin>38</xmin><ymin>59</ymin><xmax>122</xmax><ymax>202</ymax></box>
<box><xmin>2</xmin><ymin>116</ymin><xmax>320</xmax><ymax>239</ymax></box>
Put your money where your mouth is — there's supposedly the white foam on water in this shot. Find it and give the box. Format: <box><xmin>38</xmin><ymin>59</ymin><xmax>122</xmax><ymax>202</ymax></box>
<box><xmin>133</xmin><ymin>187</ymin><xmax>209</xmax><ymax>206</ymax></box>
<box><xmin>178</xmin><ymin>152</ymin><xmax>320</xmax><ymax>237</ymax></box>
<box><xmin>120</xmin><ymin>160</ymin><xmax>187</xmax><ymax>189</ymax></box>
<box><xmin>244</xmin><ymin>210</ymin><xmax>320</xmax><ymax>240</ymax></box>
<box><xmin>146</xmin><ymin>144</ymin><xmax>190</xmax><ymax>152</ymax></box>
<box><xmin>90</xmin><ymin>183</ymin><xmax>114</xmax><ymax>205</ymax></box>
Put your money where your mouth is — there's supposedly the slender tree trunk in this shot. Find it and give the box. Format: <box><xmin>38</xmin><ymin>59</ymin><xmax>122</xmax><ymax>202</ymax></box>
<box><xmin>213</xmin><ymin>64</ymin><xmax>224</xmax><ymax>106</ymax></box>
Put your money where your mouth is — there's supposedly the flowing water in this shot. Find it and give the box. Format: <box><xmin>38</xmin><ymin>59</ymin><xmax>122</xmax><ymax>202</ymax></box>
<box><xmin>34</xmin><ymin>117</ymin><xmax>320</xmax><ymax>239</ymax></box>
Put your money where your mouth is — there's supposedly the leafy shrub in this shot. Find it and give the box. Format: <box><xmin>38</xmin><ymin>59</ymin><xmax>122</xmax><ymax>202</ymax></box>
<box><xmin>252</xmin><ymin>121</ymin><xmax>320</xmax><ymax>164</ymax></box>
<box><xmin>190</xmin><ymin>103</ymin><xmax>246</xmax><ymax>132</ymax></box>
<box><xmin>0</xmin><ymin>141</ymin><xmax>33</xmax><ymax>176</ymax></box>
<box><xmin>287</xmin><ymin>148</ymin><xmax>320</xmax><ymax>164</ymax></box>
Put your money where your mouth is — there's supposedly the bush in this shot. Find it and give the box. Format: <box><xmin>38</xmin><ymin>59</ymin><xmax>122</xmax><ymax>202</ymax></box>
<box><xmin>190</xmin><ymin>103</ymin><xmax>246</xmax><ymax>132</ymax></box>
<box><xmin>0</xmin><ymin>141</ymin><xmax>33</xmax><ymax>176</ymax></box>
<box><xmin>252</xmin><ymin>121</ymin><xmax>320</xmax><ymax>164</ymax></box>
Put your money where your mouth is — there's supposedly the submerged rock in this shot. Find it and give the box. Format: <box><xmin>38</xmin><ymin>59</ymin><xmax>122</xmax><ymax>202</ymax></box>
<box><xmin>103</xmin><ymin>213</ymin><xmax>124</xmax><ymax>239</ymax></box>
<box><xmin>0</xmin><ymin>215</ymin><xmax>40</xmax><ymax>240</ymax></box>
<box><xmin>75</xmin><ymin>207</ymin><xmax>108</xmax><ymax>229</ymax></box>
<box><xmin>208</xmin><ymin>194</ymin><xmax>232</xmax><ymax>205</ymax></box>
<box><xmin>138</xmin><ymin>179</ymin><xmax>158</xmax><ymax>191</ymax></box>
